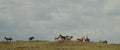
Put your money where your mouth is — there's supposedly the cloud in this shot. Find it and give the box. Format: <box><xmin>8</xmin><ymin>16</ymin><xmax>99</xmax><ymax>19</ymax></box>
<box><xmin>0</xmin><ymin>0</ymin><xmax>120</xmax><ymax>43</ymax></box>
<box><xmin>104</xmin><ymin>0</ymin><xmax>120</xmax><ymax>16</ymax></box>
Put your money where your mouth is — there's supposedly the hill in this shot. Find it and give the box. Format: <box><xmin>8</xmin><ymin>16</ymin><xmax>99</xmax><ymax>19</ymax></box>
<box><xmin>0</xmin><ymin>41</ymin><xmax>120</xmax><ymax>50</ymax></box>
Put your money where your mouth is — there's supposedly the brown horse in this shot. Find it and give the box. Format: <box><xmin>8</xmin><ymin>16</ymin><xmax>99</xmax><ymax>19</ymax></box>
<box><xmin>77</xmin><ymin>37</ymin><xmax>85</xmax><ymax>42</ymax></box>
<box><xmin>66</xmin><ymin>36</ymin><xmax>73</xmax><ymax>41</ymax></box>
<box><xmin>59</xmin><ymin>34</ymin><xmax>67</xmax><ymax>41</ymax></box>
<box><xmin>4</xmin><ymin>37</ymin><xmax>13</xmax><ymax>42</ymax></box>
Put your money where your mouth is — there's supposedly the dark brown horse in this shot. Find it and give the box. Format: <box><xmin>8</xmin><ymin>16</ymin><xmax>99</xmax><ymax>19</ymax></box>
<box><xmin>29</xmin><ymin>37</ymin><xmax>34</xmax><ymax>41</ymax></box>
<box><xmin>4</xmin><ymin>37</ymin><xmax>13</xmax><ymax>42</ymax></box>
<box><xmin>84</xmin><ymin>36</ymin><xmax>90</xmax><ymax>42</ymax></box>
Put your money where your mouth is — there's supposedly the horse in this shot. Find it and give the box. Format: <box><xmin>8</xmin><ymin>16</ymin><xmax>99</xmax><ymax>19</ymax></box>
<box><xmin>29</xmin><ymin>37</ymin><xmax>34</xmax><ymax>41</ymax></box>
<box><xmin>4</xmin><ymin>37</ymin><xmax>13</xmax><ymax>42</ymax></box>
<box><xmin>84</xmin><ymin>36</ymin><xmax>90</xmax><ymax>42</ymax></box>
<box><xmin>77</xmin><ymin>37</ymin><xmax>85</xmax><ymax>42</ymax></box>
<box><xmin>99</xmin><ymin>40</ymin><xmax>108</xmax><ymax>43</ymax></box>
<box><xmin>85</xmin><ymin>38</ymin><xmax>90</xmax><ymax>42</ymax></box>
<box><xmin>54</xmin><ymin>36</ymin><xmax>60</xmax><ymax>41</ymax></box>
<box><xmin>59</xmin><ymin>34</ymin><xmax>67</xmax><ymax>41</ymax></box>
<box><xmin>66</xmin><ymin>36</ymin><xmax>73</xmax><ymax>41</ymax></box>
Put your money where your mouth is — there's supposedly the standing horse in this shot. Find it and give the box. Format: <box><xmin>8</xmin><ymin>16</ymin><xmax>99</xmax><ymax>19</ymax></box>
<box><xmin>77</xmin><ymin>37</ymin><xmax>85</xmax><ymax>42</ymax></box>
<box><xmin>29</xmin><ymin>37</ymin><xmax>34</xmax><ymax>41</ymax></box>
<box><xmin>59</xmin><ymin>34</ymin><xmax>67</xmax><ymax>41</ymax></box>
<box><xmin>84</xmin><ymin>36</ymin><xmax>90</xmax><ymax>42</ymax></box>
<box><xmin>4</xmin><ymin>37</ymin><xmax>13</xmax><ymax>42</ymax></box>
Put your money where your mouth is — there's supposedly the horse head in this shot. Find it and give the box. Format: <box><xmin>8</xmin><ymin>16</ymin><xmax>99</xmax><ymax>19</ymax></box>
<box><xmin>4</xmin><ymin>37</ymin><xmax>7</xmax><ymax>39</ymax></box>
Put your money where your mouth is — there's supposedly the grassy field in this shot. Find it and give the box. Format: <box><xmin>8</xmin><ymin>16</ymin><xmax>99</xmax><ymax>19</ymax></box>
<box><xmin>0</xmin><ymin>41</ymin><xmax>120</xmax><ymax>50</ymax></box>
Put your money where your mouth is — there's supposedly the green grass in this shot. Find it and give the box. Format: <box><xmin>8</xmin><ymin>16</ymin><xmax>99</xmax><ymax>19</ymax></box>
<box><xmin>0</xmin><ymin>41</ymin><xmax>120</xmax><ymax>50</ymax></box>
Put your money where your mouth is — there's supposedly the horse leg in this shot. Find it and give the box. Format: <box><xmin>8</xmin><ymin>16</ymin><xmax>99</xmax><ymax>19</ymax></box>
<box><xmin>10</xmin><ymin>40</ymin><xmax>12</xmax><ymax>42</ymax></box>
<box><xmin>6</xmin><ymin>40</ymin><xmax>8</xmax><ymax>42</ymax></box>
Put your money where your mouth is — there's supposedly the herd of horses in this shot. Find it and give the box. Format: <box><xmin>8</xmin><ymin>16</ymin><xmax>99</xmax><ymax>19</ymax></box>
<box><xmin>4</xmin><ymin>37</ymin><xmax>34</xmax><ymax>42</ymax></box>
<box><xmin>54</xmin><ymin>34</ymin><xmax>107</xmax><ymax>43</ymax></box>
<box><xmin>54</xmin><ymin>34</ymin><xmax>90</xmax><ymax>42</ymax></box>
<box><xmin>55</xmin><ymin>34</ymin><xmax>73</xmax><ymax>41</ymax></box>
<box><xmin>3</xmin><ymin>34</ymin><xmax>108</xmax><ymax>43</ymax></box>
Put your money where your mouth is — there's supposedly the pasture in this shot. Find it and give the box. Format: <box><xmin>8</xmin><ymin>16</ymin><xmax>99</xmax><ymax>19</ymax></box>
<box><xmin>0</xmin><ymin>41</ymin><xmax>120</xmax><ymax>50</ymax></box>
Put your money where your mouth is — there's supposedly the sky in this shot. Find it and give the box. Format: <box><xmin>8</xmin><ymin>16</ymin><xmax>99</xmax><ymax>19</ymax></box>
<box><xmin>0</xmin><ymin>0</ymin><xmax>120</xmax><ymax>43</ymax></box>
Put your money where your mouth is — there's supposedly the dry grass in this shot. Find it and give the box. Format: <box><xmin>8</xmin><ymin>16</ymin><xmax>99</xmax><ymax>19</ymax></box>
<box><xmin>0</xmin><ymin>41</ymin><xmax>120</xmax><ymax>50</ymax></box>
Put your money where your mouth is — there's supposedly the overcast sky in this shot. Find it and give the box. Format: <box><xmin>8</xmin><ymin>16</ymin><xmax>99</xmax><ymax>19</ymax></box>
<box><xmin>0</xmin><ymin>0</ymin><xmax>120</xmax><ymax>43</ymax></box>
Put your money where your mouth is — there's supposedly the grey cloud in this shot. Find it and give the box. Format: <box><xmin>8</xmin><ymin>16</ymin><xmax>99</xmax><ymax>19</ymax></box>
<box><xmin>0</xmin><ymin>0</ymin><xmax>120</xmax><ymax>43</ymax></box>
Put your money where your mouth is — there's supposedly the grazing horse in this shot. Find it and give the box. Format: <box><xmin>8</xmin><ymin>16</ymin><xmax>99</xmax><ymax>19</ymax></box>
<box><xmin>99</xmin><ymin>40</ymin><xmax>108</xmax><ymax>43</ymax></box>
<box><xmin>66</xmin><ymin>36</ymin><xmax>73</xmax><ymax>41</ymax></box>
<box><xmin>29</xmin><ymin>37</ymin><xmax>34</xmax><ymax>41</ymax></box>
<box><xmin>54</xmin><ymin>36</ymin><xmax>60</xmax><ymax>41</ymax></box>
<box><xmin>77</xmin><ymin>37</ymin><xmax>85</xmax><ymax>42</ymax></box>
<box><xmin>4</xmin><ymin>37</ymin><xmax>13</xmax><ymax>42</ymax></box>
